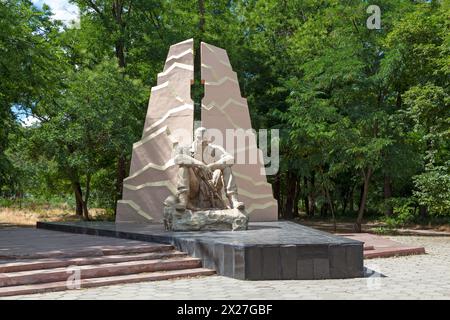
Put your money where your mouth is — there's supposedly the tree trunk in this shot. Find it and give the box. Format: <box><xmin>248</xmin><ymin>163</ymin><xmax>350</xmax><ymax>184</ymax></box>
<box><xmin>355</xmin><ymin>168</ymin><xmax>372</xmax><ymax>232</ymax></box>
<box><xmin>320</xmin><ymin>202</ymin><xmax>328</xmax><ymax>218</ymax></box>
<box><xmin>113</xmin><ymin>0</ymin><xmax>126</xmax><ymax>68</ymax></box>
<box><xmin>419</xmin><ymin>205</ymin><xmax>428</xmax><ymax>219</ymax></box>
<box><xmin>384</xmin><ymin>174</ymin><xmax>393</xmax><ymax>217</ymax></box>
<box><xmin>72</xmin><ymin>181</ymin><xmax>83</xmax><ymax>216</ymax></box>
<box><xmin>396</xmin><ymin>91</ymin><xmax>402</xmax><ymax>108</ymax></box>
<box><xmin>293</xmin><ymin>180</ymin><xmax>300</xmax><ymax>217</ymax></box>
<box><xmin>303</xmin><ymin>177</ymin><xmax>310</xmax><ymax>216</ymax></box>
<box><xmin>342</xmin><ymin>184</ymin><xmax>353</xmax><ymax>215</ymax></box>
<box><xmin>115</xmin><ymin>154</ymin><xmax>127</xmax><ymax>214</ymax></box>
<box><xmin>349</xmin><ymin>186</ymin><xmax>355</xmax><ymax>212</ymax></box>
<box><xmin>193</xmin><ymin>0</ymin><xmax>205</xmax><ymax>119</ymax></box>
<box><xmin>307</xmin><ymin>174</ymin><xmax>316</xmax><ymax>216</ymax></box>
<box><xmin>325</xmin><ymin>187</ymin><xmax>337</xmax><ymax>232</ymax></box>
<box><xmin>82</xmin><ymin>174</ymin><xmax>91</xmax><ymax>221</ymax></box>
<box><xmin>198</xmin><ymin>0</ymin><xmax>205</xmax><ymax>34</ymax></box>
<box><xmin>273</xmin><ymin>173</ymin><xmax>281</xmax><ymax>217</ymax></box>
<box><xmin>192</xmin><ymin>0</ymin><xmax>204</xmax><ymax>121</ymax></box>
<box><xmin>115</xmin><ymin>41</ymin><xmax>126</xmax><ymax>68</ymax></box>
<box><xmin>342</xmin><ymin>195</ymin><xmax>348</xmax><ymax>216</ymax></box>
<box><xmin>16</xmin><ymin>191</ymin><xmax>23</xmax><ymax>209</ymax></box>
<box><xmin>357</xmin><ymin>183</ymin><xmax>364</xmax><ymax>212</ymax></box>
<box><xmin>284</xmin><ymin>171</ymin><xmax>297</xmax><ymax>219</ymax></box>
<box><xmin>82</xmin><ymin>202</ymin><xmax>89</xmax><ymax>220</ymax></box>
<box><xmin>308</xmin><ymin>193</ymin><xmax>316</xmax><ymax>216</ymax></box>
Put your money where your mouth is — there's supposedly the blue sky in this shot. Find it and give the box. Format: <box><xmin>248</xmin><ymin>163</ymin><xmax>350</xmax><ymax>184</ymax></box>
<box><xmin>32</xmin><ymin>0</ymin><xmax>79</xmax><ymax>24</ymax></box>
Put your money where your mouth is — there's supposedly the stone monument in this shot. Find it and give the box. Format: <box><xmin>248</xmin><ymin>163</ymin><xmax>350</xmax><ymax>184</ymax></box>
<box><xmin>37</xmin><ymin>41</ymin><xmax>364</xmax><ymax>281</ymax></box>
<box><xmin>116</xmin><ymin>39</ymin><xmax>278</xmax><ymax>227</ymax></box>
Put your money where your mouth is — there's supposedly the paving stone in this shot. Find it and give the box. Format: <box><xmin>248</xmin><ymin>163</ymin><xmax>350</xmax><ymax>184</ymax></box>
<box><xmin>2</xmin><ymin>232</ymin><xmax>450</xmax><ymax>300</ymax></box>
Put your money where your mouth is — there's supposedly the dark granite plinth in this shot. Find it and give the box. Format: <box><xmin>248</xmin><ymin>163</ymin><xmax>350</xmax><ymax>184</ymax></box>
<box><xmin>36</xmin><ymin>221</ymin><xmax>364</xmax><ymax>280</ymax></box>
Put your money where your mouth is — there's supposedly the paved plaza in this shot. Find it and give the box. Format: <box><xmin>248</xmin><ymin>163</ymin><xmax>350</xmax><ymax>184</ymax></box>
<box><xmin>1</xmin><ymin>233</ymin><xmax>449</xmax><ymax>300</ymax></box>
<box><xmin>0</xmin><ymin>228</ymin><xmax>168</xmax><ymax>260</ymax></box>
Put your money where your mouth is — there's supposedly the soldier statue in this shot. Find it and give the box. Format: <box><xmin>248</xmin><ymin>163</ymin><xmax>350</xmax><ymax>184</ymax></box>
<box><xmin>173</xmin><ymin>127</ymin><xmax>245</xmax><ymax>211</ymax></box>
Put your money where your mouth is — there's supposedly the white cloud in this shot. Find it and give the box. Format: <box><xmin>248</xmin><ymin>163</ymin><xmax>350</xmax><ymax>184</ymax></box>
<box><xmin>33</xmin><ymin>0</ymin><xmax>80</xmax><ymax>28</ymax></box>
<box><xmin>11</xmin><ymin>105</ymin><xmax>41</xmax><ymax>127</ymax></box>
<box><xmin>21</xmin><ymin>115</ymin><xmax>41</xmax><ymax>127</ymax></box>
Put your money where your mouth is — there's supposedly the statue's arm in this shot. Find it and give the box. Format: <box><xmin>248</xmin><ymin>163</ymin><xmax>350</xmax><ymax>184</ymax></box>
<box><xmin>207</xmin><ymin>146</ymin><xmax>234</xmax><ymax>170</ymax></box>
<box><xmin>174</xmin><ymin>153</ymin><xmax>206</xmax><ymax>168</ymax></box>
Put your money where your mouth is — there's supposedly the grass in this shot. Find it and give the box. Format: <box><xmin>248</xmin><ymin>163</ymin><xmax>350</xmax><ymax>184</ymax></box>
<box><xmin>370</xmin><ymin>226</ymin><xmax>398</xmax><ymax>235</ymax></box>
<box><xmin>0</xmin><ymin>202</ymin><xmax>112</xmax><ymax>228</ymax></box>
<box><xmin>295</xmin><ymin>213</ymin><xmax>450</xmax><ymax>235</ymax></box>
<box><xmin>398</xmin><ymin>222</ymin><xmax>450</xmax><ymax>233</ymax></box>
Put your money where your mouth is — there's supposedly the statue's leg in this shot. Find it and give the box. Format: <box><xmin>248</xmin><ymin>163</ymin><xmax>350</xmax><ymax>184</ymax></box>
<box><xmin>210</xmin><ymin>169</ymin><xmax>227</xmax><ymax>208</ymax></box>
<box><xmin>176</xmin><ymin>166</ymin><xmax>190</xmax><ymax>210</ymax></box>
<box><xmin>177</xmin><ymin>166</ymin><xmax>190</xmax><ymax>193</ymax></box>
<box><xmin>222</xmin><ymin>167</ymin><xmax>244</xmax><ymax>209</ymax></box>
<box><xmin>211</xmin><ymin>169</ymin><xmax>223</xmax><ymax>192</ymax></box>
<box><xmin>222</xmin><ymin>166</ymin><xmax>237</xmax><ymax>194</ymax></box>
<box><xmin>188</xmin><ymin>167</ymin><xmax>200</xmax><ymax>203</ymax></box>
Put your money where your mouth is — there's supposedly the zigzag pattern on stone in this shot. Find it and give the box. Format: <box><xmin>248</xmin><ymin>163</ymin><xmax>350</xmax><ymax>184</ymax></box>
<box><xmin>143</xmin><ymin>104</ymin><xmax>194</xmax><ymax>135</ymax></box>
<box><xmin>201</xmin><ymin>42</ymin><xmax>278</xmax><ymax>221</ymax></box>
<box><xmin>116</xmin><ymin>39</ymin><xmax>195</xmax><ymax>224</ymax></box>
<box><xmin>166</xmin><ymin>48</ymin><xmax>194</xmax><ymax>62</ymax></box>
<box><xmin>124</xmin><ymin>180</ymin><xmax>177</xmax><ymax>195</ymax></box>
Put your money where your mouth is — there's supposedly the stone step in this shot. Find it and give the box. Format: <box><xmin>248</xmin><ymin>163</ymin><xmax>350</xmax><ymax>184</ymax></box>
<box><xmin>0</xmin><ymin>251</ymin><xmax>187</xmax><ymax>273</ymax></box>
<box><xmin>364</xmin><ymin>247</ymin><xmax>426</xmax><ymax>259</ymax></box>
<box><xmin>339</xmin><ymin>233</ymin><xmax>426</xmax><ymax>259</ymax></box>
<box><xmin>0</xmin><ymin>257</ymin><xmax>202</xmax><ymax>287</ymax></box>
<box><xmin>100</xmin><ymin>245</ymin><xmax>174</xmax><ymax>256</ymax></box>
<box><xmin>0</xmin><ymin>243</ymin><xmax>174</xmax><ymax>260</ymax></box>
<box><xmin>0</xmin><ymin>268</ymin><xmax>216</xmax><ymax>297</ymax></box>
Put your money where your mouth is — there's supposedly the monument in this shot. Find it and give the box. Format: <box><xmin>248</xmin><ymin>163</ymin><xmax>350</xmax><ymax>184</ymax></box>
<box><xmin>116</xmin><ymin>38</ymin><xmax>278</xmax><ymax>228</ymax></box>
<box><xmin>35</xmin><ymin>39</ymin><xmax>363</xmax><ymax>280</ymax></box>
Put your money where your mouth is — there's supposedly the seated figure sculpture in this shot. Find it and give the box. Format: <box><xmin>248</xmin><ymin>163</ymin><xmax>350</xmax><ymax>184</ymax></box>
<box><xmin>164</xmin><ymin>127</ymin><xmax>248</xmax><ymax>231</ymax></box>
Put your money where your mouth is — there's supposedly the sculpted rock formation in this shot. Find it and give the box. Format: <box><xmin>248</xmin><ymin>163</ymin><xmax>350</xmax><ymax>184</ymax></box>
<box><xmin>116</xmin><ymin>39</ymin><xmax>278</xmax><ymax>225</ymax></box>
<box><xmin>116</xmin><ymin>39</ymin><xmax>194</xmax><ymax>223</ymax></box>
<box><xmin>201</xmin><ymin>42</ymin><xmax>278</xmax><ymax>221</ymax></box>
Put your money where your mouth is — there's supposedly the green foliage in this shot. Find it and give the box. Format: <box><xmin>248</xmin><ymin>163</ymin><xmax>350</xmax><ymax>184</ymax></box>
<box><xmin>403</xmin><ymin>84</ymin><xmax>450</xmax><ymax>216</ymax></box>
<box><xmin>414</xmin><ymin>166</ymin><xmax>450</xmax><ymax>216</ymax></box>
<box><xmin>0</xmin><ymin>194</ymin><xmax>76</xmax><ymax>211</ymax></box>
<box><xmin>0</xmin><ymin>0</ymin><xmax>449</xmax><ymax>224</ymax></box>
<box><xmin>25</xmin><ymin>58</ymin><xmax>147</xmax><ymax>218</ymax></box>
<box><xmin>385</xmin><ymin>197</ymin><xmax>418</xmax><ymax>227</ymax></box>
<box><xmin>0</xmin><ymin>0</ymin><xmax>62</xmax><ymax>194</ymax></box>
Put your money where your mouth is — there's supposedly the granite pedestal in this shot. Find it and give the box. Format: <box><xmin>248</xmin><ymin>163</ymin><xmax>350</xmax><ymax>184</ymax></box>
<box><xmin>37</xmin><ymin>221</ymin><xmax>364</xmax><ymax>280</ymax></box>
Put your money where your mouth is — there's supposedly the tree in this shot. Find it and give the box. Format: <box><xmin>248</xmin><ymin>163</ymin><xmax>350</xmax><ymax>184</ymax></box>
<box><xmin>404</xmin><ymin>85</ymin><xmax>450</xmax><ymax>216</ymax></box>
<box><xmin>0</xmin><ymin>0</ymin><xmax>63</xmax><ymax>195</ymax></box>
<box><xmin>1</xmin><ymin>0</ymin><xmax>448</xmax><ymax>226</ymax></box>
<box><xmin>28</xmin><ymin>60</ymin><xmax>147</xmax><ymax>219</ymax></box>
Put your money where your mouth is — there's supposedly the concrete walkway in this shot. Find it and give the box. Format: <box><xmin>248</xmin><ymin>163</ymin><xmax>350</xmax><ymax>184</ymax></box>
<box><xmin>1</xmin><ymin>228</ymin><xmax>449</xmax><ymax>299</ymax></box>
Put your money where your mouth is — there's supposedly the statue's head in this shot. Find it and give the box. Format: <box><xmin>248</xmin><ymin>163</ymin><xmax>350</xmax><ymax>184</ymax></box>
<box><xmin>194</xmin><ymin>127</ymin><xmax>209</xmax><ymax>146</ymax></box>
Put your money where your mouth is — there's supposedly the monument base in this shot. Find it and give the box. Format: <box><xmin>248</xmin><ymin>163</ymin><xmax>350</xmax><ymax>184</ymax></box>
<box><xmin>37</xmin><ymin>221</ymin><xmax>364</xmax><ymax>280</ymax></box>
<box><xmin>164</xmin><ymin>207</ymin><xmax>249</xmax><ymax>232</ymax></box>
